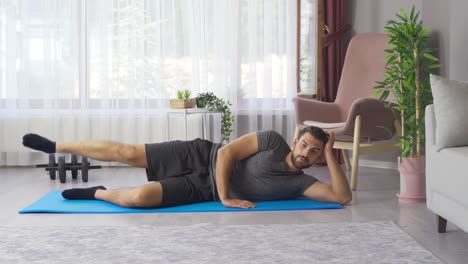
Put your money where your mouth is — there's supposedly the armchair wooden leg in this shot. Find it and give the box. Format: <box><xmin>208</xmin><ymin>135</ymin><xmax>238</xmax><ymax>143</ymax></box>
<box><xmin>351</xmin><ymin>115</ymin><xmax>361</xmax><ymax>191</ymax></box>
<box><xmin>351</xmin><ymin>151</ymin><xmax>360</xmax><ymax>190</ymax></box>
<box><xmin>437</xmin><ymin>215</ymin><xmax>447</xmax><ymax>233</ymax></box>
<box><xmin>341</xmin><ymin>149</ymin><xmax>351</xmax><ymax>171</ymax></box>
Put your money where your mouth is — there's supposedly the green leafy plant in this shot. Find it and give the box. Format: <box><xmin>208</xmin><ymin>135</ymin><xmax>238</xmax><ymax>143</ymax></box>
<box><xmin>177</xmin><ymin>89</ymin><xmax>192</xmax><ymax>99</ymax></box>
<box><xmin>373</xmin><ymin>6</ymin><xmax>440</xmax><ymax>158</ymax></box>
<box><xmin>196</xmin><ymin>92</ymin><xmax>234</xmax><ymax>143</ymax></box>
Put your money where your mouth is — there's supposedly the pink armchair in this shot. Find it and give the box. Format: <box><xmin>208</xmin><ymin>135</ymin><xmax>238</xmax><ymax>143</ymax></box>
<box><xmin>293</xmin><ymin>33</ymin><xmax>399</xmax><ymax>190</ymax></box>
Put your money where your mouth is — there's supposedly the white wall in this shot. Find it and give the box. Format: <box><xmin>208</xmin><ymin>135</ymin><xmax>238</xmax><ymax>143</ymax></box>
<box><xmin>346</xmin><ymin>0</ymin><xmax>422</xmax><ymax>36</ymax></box>
<box><xmin>421</xmin><ymin>0</ymin><xmax>451</xmax><ymax>78</ymax></box>
<box><xmin>447</xmin><ymin>0</ymin><xmax>468</xmax><ymax>81</ymax></box>
<box><xmin>347</xmin><ymin>0</ymin><xmax>468</xmax><ymax>80</ymax></box>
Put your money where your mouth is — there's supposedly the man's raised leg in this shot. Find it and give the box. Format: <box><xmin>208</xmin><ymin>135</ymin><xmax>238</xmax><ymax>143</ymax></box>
<box><xmin>57</xmin><ymin>140</ymin><xmax>147</xmax><ymax>168</ymax></box>
<box><xmin>22</xmin><ymin>133</ymin><xmax>148</xmax><ymax>168</ymax></box>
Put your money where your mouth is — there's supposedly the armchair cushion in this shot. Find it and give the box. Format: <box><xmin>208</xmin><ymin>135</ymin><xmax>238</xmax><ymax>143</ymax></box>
<box><xmin>334</xmin><ymin>98</ymin><xmax>396</xmax><ymax>141</ymax></box>
<box><xmin>292</xmin><ymin>97</ymin><xmax>343</xmax><ymax>125</ymax></box>
<box><xmin>303</xmin><ymin>120</ymin><xmax>346</xmax><ymax>129</ymax></box>
<box><xmin>430</xmin><ymin>74</ymin><xmax>468</xmax><ymax>151</ymax></box>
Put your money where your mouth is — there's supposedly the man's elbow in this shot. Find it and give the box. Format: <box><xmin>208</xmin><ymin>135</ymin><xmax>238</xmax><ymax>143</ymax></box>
<box><xmin>217</xmin><ymin>146</ymin><xmax>229</xmax><ymax>158</ymax></box>
<box><xmin>217</xmin><ymin>146</ymin><xmax>234</xmax><ymax>162</ymax></box>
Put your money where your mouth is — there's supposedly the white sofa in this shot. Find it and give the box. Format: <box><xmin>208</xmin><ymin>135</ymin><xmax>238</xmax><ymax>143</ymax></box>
<box><xmin>426</xmin><ymin>104</ymin><xmax>468</xmax><ymax>233</ymax></box>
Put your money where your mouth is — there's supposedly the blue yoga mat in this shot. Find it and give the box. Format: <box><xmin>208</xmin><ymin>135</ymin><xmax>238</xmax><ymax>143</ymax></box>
<box><xmin>19</xmin><ymin>190</ymin><xmax>343</xmax><ymax>214</ymax></box>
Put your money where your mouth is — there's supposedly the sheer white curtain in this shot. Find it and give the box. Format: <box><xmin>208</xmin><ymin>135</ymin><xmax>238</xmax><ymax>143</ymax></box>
<box><xmin>0</xmin><ymin>0</ymin><xmax>84</xmax><ymax>165</ymax></box>
<box><xmin>0</xmin><ymin>0</ymin><xmax>301</xmax><ymax>165</ymax></box>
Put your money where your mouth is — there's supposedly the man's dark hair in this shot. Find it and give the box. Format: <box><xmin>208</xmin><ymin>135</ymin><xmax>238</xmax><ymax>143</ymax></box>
<box><xmin>297</xmin><ymin>126</ymin><xmax>328</xmax><ymax>146</ymax></box>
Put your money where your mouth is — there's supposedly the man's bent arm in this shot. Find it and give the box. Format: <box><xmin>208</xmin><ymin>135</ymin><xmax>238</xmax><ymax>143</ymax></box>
<box><xmin>324</xmin><ymin>149</ymin><xmax>352</xmax><ymax>204</ymax></box>
<box><xmin>216</xmin><ymin>148</ymin><xmax>235</xmax><ymax>201</ymax></box>
<box><xmin>216</xmin><ymin>132</ymin><xmax>259</xmax><ymax>208</ymax></box>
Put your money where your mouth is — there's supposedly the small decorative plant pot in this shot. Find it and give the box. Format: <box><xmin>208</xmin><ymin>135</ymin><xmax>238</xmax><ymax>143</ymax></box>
<box><xmin>169</xmin><ymin>98</ymin><xmax>196</xmax><ymax>109</ymax></box>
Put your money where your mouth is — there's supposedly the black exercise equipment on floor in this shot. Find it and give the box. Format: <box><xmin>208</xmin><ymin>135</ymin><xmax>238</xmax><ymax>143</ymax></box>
<box><xmin>36</xmin><ymin>154</ymin><xmax>101</xmax><ymax>183</ymax></box>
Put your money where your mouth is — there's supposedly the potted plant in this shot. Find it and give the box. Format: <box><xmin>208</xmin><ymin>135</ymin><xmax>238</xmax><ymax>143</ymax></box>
<box><xmin>170</xmin><ymin>89</ymin><xmax>196</xmax><ymax>109</ymax></box>
<box><xmin>196</xmin><ymin>92</ymin><xmax>234</xmax><ymax>143</ymax></box>
<box><xmin>373</xmin><ymin>6</ymin><xmax>440</xmax><ymax>203</ymax></box>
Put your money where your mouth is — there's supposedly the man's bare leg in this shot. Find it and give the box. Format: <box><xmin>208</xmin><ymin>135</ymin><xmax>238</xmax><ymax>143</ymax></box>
<box><xmin>62</xmin><ymin>182</ymin><xmax>163</xmax><ymax>208</ymax></box>
<box><xmin>57</xmin><ymin>141</ymin><xmax>148</xmax><ymax>168</ymax></box>
<box><xmin>95</xmin><ymin>182</ymin><xmax>163</xmax><ymax>208</ymax></box>
<box><xmin>22</xmin><ymin>133</ymin><xmax>148</xmax><ymax>168</ymax></box>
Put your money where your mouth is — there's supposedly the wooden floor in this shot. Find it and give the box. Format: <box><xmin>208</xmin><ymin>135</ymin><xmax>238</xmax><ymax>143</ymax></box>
<box><xmin>1</xmin><ymin>165</ymin><xmax>467</xmax><ymax>264</ymax></box>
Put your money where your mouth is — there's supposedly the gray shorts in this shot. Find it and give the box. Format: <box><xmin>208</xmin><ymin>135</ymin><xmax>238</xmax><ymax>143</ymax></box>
<box><xmin>145</xmin><ymin>139</ymin><xmax>215</xmax><ymax>207</ymax></box>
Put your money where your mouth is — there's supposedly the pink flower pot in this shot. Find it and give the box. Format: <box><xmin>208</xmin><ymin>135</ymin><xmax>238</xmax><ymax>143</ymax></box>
<box><xmin>397</xmin><ymin>156</ymin><xmax>426</xmax><ymax>203</ymax></box>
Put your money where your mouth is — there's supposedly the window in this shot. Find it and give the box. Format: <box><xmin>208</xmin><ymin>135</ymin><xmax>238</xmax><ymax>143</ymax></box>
<box><xmin>299</xmin><ymin>0</ymin><xmax>317</xmax><ymax>95</ymax></box>
<box><xmin>1</xmin><ymin>0</ymin><xmax>307</xmax><ymax>114</ymax></box>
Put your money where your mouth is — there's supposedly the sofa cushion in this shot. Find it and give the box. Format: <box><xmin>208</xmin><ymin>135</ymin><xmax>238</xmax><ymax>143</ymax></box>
<box><xmin>430</xmin><ymin>74</ymin><xmax>468</xmax><ymax>151</ymax></box>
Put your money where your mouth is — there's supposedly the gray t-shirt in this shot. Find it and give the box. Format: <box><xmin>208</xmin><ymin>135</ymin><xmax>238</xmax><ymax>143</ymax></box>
<box><xmin>211</xmin><ymin>130</ymin><xmax>318</xmax><ymax>201</ymax></box>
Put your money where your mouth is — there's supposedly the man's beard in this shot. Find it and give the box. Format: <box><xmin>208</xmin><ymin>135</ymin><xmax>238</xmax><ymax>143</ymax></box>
<box><xmin>291</xmin><ymin>150</ymin><xmax>312</xmax><ymax>170</ymax></box>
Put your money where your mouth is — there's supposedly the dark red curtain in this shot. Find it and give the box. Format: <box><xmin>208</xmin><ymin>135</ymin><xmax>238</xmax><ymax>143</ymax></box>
<box><xmin>319</xmin><ymin>0</ymin><xmax>350</xmax><ymax>164</ymax></box>
<box><xmin>321</xmin><ymin>0</ymin><xmax>350</xmax><ymax>102</ymax></box>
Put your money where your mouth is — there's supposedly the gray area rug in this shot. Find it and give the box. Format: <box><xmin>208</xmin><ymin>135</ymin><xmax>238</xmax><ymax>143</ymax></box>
<box><xmin>0</xmin><ymin>221</ymin><xmax>442</xmax><ymax>264</ymax></box>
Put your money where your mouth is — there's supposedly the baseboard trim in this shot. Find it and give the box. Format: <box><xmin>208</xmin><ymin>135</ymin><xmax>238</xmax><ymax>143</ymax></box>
<box><xmin>359</xmin><ymin>159</ymin><xmax>398</xmax><ymax>170</ymax></box>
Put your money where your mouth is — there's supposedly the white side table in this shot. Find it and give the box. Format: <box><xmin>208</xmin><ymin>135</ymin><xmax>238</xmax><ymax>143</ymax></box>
<box><xmin>166</xmin><ymin>108</ymin><xmax>222</xmax><ymax>140</ymax></box>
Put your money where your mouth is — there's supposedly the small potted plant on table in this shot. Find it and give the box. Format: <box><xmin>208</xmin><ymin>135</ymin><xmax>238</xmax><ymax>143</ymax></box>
<box><xmin>170</xmin><ymin>89</ymin><xmax>196</xmax><ymax>109</ymax></box>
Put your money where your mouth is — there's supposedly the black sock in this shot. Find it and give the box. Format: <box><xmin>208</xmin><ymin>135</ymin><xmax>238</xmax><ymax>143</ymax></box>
<box><xmin>62</xmin><ymin>186</ymin><xmax>107</xmax><ymax>200</ymax></box>
<box><xmin>22</xmin><ymin>133</ymin><xmax>56</xmax><ymax>154</ymax></box>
